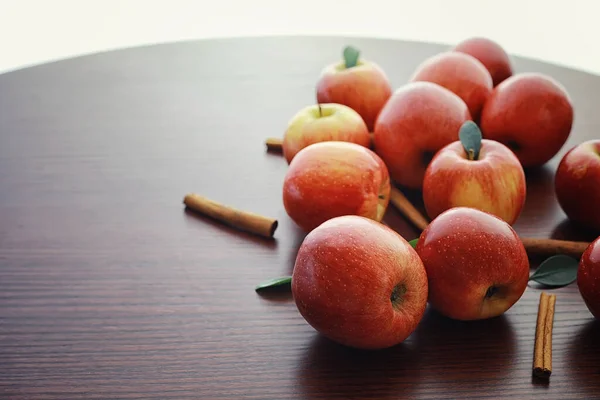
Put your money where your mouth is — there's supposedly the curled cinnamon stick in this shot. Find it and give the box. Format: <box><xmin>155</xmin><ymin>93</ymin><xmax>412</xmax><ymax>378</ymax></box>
<box><xmin>533</xmin><ymin>292</ymin><xmax>556</xmax><ymax>379</ymax></box>
<box><xmin>388</xmin><ymin>186</ymin><xmax>591</xmax><ymax>257</ymax></box>
<box><xmin>183</xmin><ymin>193</ymin><xmax>278</xmax><ymax>238</ymax></box>
<box><xmin>265</xmin><ymin>137</ymin><xmax>283</xmax><ymax>152</ymax></box>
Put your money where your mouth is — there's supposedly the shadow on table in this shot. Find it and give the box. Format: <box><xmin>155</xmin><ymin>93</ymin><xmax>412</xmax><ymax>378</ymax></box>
<box><xmin>296</xmin><ymin>307</ymin><xmax>516</xmax><ymax>399</ymax></box>
<box><xmin>411</xmin><ymin>308</ymin><xmax>517</xmax><ymax>382</ymax></box>
<box><xmin>566</xmin><ymin>319</ymin><xmax>600</xmax><ymax>394</ymax></box>
<box><xmin>285</xmin><ymin>226</ymin><xmax>307</xmax><ymax>275</ymax></box>
<box><xmin>518</xmin><ymin>165</ymin><xmax>561</xmax><ymax>227</ymax></box>
<box><xmin>183</xmin><ymin>207</ymin><xmax>279</xmax><ymax>249</ymax></box>
<box><xmin>296</xmin><ymin>334</ymin><xmax>420</xmax><ymax>400</ymax></box>
<box><xmin>551</xmin><ymin>218</ymin><xmax>600</xmax><ymax>243</ymax></box>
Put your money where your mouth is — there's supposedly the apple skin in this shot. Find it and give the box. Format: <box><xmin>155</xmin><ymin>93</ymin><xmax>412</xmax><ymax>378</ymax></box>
<box><xmin>282</xmin><ymin>103</ymin><xmax>371</xmax><ymax>163</ymax></box>
<box><xmin>578</xmin><ymin>236</ymin><xmax>600</xmax><ymax>319</ymax></box>
<box><xmin>480</xmin><ymin>72</ymin><xmax>574</xmax><ymax>168</ymax></box>
<box><xmin>554</xmin><ymin>140</ymin><xmax>600</xmax><ymax>232</ymax></box>
<box><xmin>410</xmin><ymin>51</ymin><xmax>493</xmax><ymax>120</ymax></box>
<box><xmin>316</xmin><ymin>59</ymin><xmax>392</xmax><ymax>131</ymax></box>
<box><xmin>423</xmin><ymin>139</ymin><xmax>526</xmax><ymax>225</ymax></box>
<box><xmin>292</xmin><ymin>215</ymin><xmax>429</xmax><ymax>349</ymax></box>
<box><xmin>453</xmin><ymin>37</ymin><xmax>513</xmax><ymax>87</ymax></box>
<box><xmin>415</xmin><ymin>207</ymin><xmax>530</xmax><ymax>321</ymax></box>
<box><xmin>283</xmin><ymin>141</ymin><xmax>390</xmax><ymax>232</ymax></box>
<box><xmin>373</xmin><ymin>82</ymin><xmax>472</xmax><ymax>189</ymax></box>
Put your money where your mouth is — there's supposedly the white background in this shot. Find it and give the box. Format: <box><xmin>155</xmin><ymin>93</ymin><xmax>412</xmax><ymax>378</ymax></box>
<box><xmin>1</xmin><ymin>0</ymin><xmax>599</xmax><ymax>75</ymax></box>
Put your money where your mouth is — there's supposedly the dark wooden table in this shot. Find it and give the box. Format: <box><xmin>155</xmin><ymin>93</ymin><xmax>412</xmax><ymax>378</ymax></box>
<box><xmin>1</xmin><ymin>36</ymin><xmax>599</xmax><ymax>399</ymax></box>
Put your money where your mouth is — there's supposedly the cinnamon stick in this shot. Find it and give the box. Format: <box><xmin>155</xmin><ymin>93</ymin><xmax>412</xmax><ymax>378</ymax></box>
<box><xmin>183</xmin><ymin>193</ymin><xmax>278</xmax><ymax>238</ymax></box>
<box><xmin>533</xmin><ymin>291</ymin><xmax>557</xmax><ymax>379</ymax></box>
<box><xmin>388</xmin><ymin>186</ymin><xmax>591</xmax><ymax>257</ymax></box>
<box><xmin>265</xmin><ymin>137</ymin><xmax>283</xmax><ymax>152</ymax></box>
<box><xmin>520</xmin><ymin>238</ymin><xmax>590</xmax><ymax>258</ymax></box>
<box><xmin>389</xmin><ymin>187</ymin><xmax>429</xmax><ymax>232</ymax></box>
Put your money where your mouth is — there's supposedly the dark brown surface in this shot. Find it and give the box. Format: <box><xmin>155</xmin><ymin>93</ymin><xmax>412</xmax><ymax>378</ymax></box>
<box><xmin>1</xmin><ymin>36</ymin><xmax>599</xmax><ymax>399</ymax></box>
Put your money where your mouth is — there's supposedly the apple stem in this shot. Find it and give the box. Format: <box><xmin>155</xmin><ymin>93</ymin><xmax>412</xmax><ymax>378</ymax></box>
<box><xmin>468</xmin><ymin>149</ymin><xmax>475</xmax><ymax>161</ymax></box>
<box><xmin>318</xmin><ymin>104</ymin><xmax>322</xmax><ymax>117</ymax></box>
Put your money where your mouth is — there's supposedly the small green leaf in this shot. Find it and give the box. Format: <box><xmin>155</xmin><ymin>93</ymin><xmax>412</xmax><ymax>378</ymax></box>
<box><xmin>409</xmin><ymin>238</ymin><xmax>419</xmax><ymax>249</ymax></box>
<box><xmin>459</xmin><ymin>121</ymin><xmax>482</xmax><ymax>160</ymax></box>
<box><xmin>255</xmin><ymin>276</ymin><xmax>292</xmax><ymax>292</ymax></box>
<box><xmin>529</xmin><ymin>255</ymin><xmax>579</xmax><ymax>287</ymax></box>
<box><xmin>343</xmin><ymin>46</ymin><xmax>360</xmax><ymax>69</ymax></box>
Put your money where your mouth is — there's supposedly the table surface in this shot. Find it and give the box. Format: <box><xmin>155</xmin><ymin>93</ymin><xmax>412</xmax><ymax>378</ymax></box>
<box><xmin>1</xmin><ymin>36</ymin><xmax>599</xmax><ymax>399</ymax></box>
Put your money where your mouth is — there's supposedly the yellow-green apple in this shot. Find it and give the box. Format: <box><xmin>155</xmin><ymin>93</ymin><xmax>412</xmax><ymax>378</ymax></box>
<box><xmin>423</xmin><ymin>121</ymin><xmax>526</xmax><ymax>225</ymax></box>
<box><xmin>415</xmin><ymin>207</ymin><xmax>530</xmax><ymax>321</ymax></box>
<box><xmin>283</xmin><ymin>141</ymin><xmax>390</xmax><ymax>232</ymax></box>
<box><xmin>373</xmin><ymin>81</ymin><xmax>472</xmax><ymax>189</ymax></box>
<box><xmin>480</xmin><ymin>72</ymin><xmax>574</xmax><ymax>168</ymax></box>
<box><xmin>410</xmin><ymin>51</ymin><xmax>493</xmax><ymax>120</ymax></box>
<box><xmin>282</xmin><ymin>103</ymin><xmax>370</xmax><ymax>163</ymax></box>
<box><xmin>316</xmin><ymin>46</ymin><xmax>392</xmax><ymax>131</ymax></box>
<box><xmin>578</xmin><ymin>236</ymin><xmax>600</xmax><ymax>319</ymax></box>
<box><xmin>555</xmin><ymin>140</ymin><xmax>600</xmax><ymax>232</ymax></box>
<box><xmin>292</xmin><ymin>215</ymin><xmax>429</xmax><ymax>349</ymax></box>
<box><xmin>453</xmin><ymin>37</ymin><xmax>513</xmax><ymax>87</ymax></box>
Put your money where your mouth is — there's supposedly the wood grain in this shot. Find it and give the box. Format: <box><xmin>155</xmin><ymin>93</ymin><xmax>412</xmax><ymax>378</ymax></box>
<box><xmin>1</xmin><ymin>36</ymin><xmax>599</xmax><ymax>399</ymax></box>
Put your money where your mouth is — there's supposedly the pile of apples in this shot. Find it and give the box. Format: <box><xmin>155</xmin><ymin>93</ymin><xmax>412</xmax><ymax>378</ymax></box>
<box><xmin>273</xmin><ymin>37</ymin><xmax>600</xmax><ymax>350</ymax></box>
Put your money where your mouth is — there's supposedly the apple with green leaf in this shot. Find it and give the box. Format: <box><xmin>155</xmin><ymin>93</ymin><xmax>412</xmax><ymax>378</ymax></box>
<box><xmin>480</xmin><ymin>72</ymin><xmax>574</xmax><ymax>168</ymax></box>
<box><xmin>373</xmin><ymin>81</ymin><xmax>472</xmax><ymax>189</ymax></box>
<box><xmin>291</xmin><ymin>215</ymin><xmax>429</xmax><ymax>349</ymax></box>
<box><xmin>554</xmin><ymin>139</ymin><xmax>600</xmax><ymax>232</ymax></box>
<box><xmin>415</xmin><ymin>207</ymin><xmax>530</xmax><ymax>321</ymax></box>
<box><xmin>422</xmin><ymin>121</ymin><xmax>526</xmax><ymax>225</ymax></box>
<box><xmin>282</xmin><ymin>103</ymin><xmax>371</xmax><ymax>163</ymax></box>
<box><xmin>316</xmin><ymin>46</ymin><xmax>392</xmax><ymax>131</ymax></box>
<box><xmin>283</xmin><ymin>141</ymin><xmax>390</xmax><ymax>232</ymax></box>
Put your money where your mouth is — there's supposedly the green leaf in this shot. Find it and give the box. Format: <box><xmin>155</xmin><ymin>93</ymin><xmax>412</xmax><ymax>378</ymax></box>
<box><xmin>529</xmin><ymin>255</ymin><xmax>579</xmax><ymax>287</ymax></box>
<box><xmin>255</xmin><ymin>276</ymin><xmax>292</xmax><ymax>292</ymax></box>
<box><xmin>343</xmin><ymin>46</ymin><xmax>360</xmax><ymax>69</ymax></box>
<box><xmin>409</xmin><ymin>238</ymin><xmax>419</xmax><ymax>249</ymax></box>
<box><xmin>459</xmin><ymin>121</ymin><xmax>482</xmax><ymax>160</ymax></box>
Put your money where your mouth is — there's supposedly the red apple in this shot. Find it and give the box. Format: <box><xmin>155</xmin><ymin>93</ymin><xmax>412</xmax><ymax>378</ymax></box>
<box><xmin>410</xmin><ymin>51</ymin><xmax>493</xmax><ymax>120</ymax></box>
<box><xmin>480</xmin><ymin>72</ymin><xmax>574</xmax><ymax>168</ymax></box>
<box><xmin>578</xmin><ymin>236</ymin><xmax>600</xmax><ymax>319</ymax></box>
<box><xmin>415</xmin><ymin>207</ymin><xmax>530</xmax><ymax>321</ymax></box>
<box><xmin>453</xmin><ymin>37</ymin><xmax>513</xmax><ymax>87</ymax></box>
<box><xmin>555</xmin><ymin>140</ymin><xmax>600</xmax><ymax>232</ymax></box>
<box><xmin>316</xmin><ymin>48</ymin><xmax>392</xmax><ymax>131</ymax></box>
<box><xmin>423</xmin><ymin>123</ymin><xmax>526</xmax><ymax>225</ymax></box>
<box><xmin>292</xmin><ymin>215</ymin><xmax>429</xmax><ymax>349</ymax></box>
<box><xmin>373</xmin><ymin>81</ymin><xmax>472</xmax><ymax>189</ymax></box>
<box><xmin>282</xmin><ymin>103</ymin><xmax>371</xmax><ymax>163</ymax></box>
<box><xmin>283</xmin><ymin>141</ymin><xmax>390</xmax><ymax>232</ymax></box>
